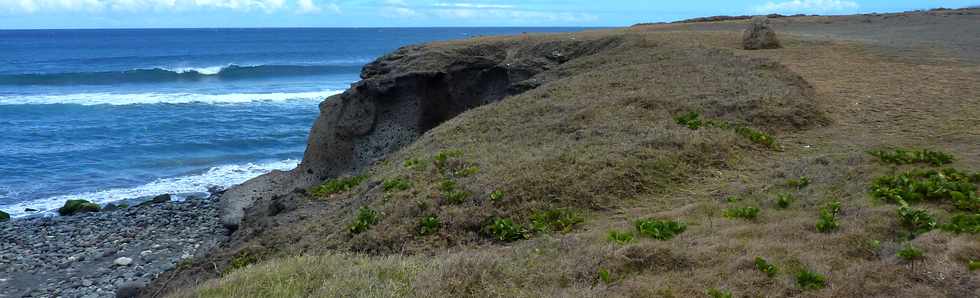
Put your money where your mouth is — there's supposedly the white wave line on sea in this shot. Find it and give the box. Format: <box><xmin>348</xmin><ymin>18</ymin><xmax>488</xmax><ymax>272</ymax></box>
<box><xmin>0</xmin><ymin>159</ymin><xmax>300</xmax><ymax>218</ymax></box>
<box><xmin>0</xmin><ymin>90</ymin><xmax>343</xmax><ymax>106</ymax></box>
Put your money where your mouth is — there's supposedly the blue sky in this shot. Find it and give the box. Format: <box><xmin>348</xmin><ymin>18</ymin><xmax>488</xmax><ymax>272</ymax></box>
<box><xmin>0</xmin><ymin>0</ymin><xmax>976</xmax><ymax>29</ymax></box>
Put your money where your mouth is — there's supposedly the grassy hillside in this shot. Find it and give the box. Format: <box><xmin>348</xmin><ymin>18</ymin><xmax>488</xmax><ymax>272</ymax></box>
<box><xmin>165</xmin><ymin>17</ymin><xmax>979</xmax><ymax>298</ymax></box>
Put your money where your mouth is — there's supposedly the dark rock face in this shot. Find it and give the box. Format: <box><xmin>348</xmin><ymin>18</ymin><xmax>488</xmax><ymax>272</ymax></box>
<box><xmin>742</xmin><ymin>16</ymin><xmax>781</xmax><ymax>50</ymax></box>
<box><xmin>0</xmin><ymin>210</ymin><xmax>8</xmax><ymax>222</ymax></box>
<box><xmin>218</xmin><ymin>36</ymin><xmax>624</xmax><ymax>230</ymax></box>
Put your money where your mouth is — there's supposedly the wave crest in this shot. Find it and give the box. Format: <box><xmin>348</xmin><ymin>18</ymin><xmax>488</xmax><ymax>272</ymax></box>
<box><xmin>0</xmin><ymin>90</ymin><xmax>343</xmax><ymax>106</ymax></box>
<box><xmin>0</xmin><ymin>64</ymin><xmax>363</xmax><ymax>86</ymax></box>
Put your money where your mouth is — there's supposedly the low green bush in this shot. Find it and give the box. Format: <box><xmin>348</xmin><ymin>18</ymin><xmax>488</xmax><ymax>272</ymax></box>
<box><xmin>311</xmin><ymin>175</ymin><xmax>367</xmax><ymax>197</ymax></box>
<box><xmin>597</xmin><ymin>269</ymin><xmax>613</xmax><ymax>284</ymax></box>
<box><xmin>868</xmin><ymin>148</ymin><xmax>954</xmax><ymax>166</ymax></box>
<box><xmin>607</xmin><ymin>230</ymin><xmax>634</xmax><ymax>245</ymax></box>
<box><xmin>673</xmin><ymin>111</ymin><xmax>780</xmax><ymax>149</ymax></box>
<box><xmin>969</xmin><ymin>260</ymin><xmax>979</xmax><ymax>271</ymax></box>
<box><xmin>433</xmin><ymin>149</ymin><xmax>463</xmax><ymax>170</ymax></box>
<box><xmin>229</xmin><ymin>251</ymin><xmax>258</xmax><ymax>271</ymax></box>
<box><xmin>382</xmin><ymin>178</ymin><xmax>412</xmax><ymax>193</ymax></box>
<box><xmin>776</xmin><ymin>193</ymin><xmax>794</xmax><ymax>209</ymax></box>
<box><xmin>734</xmin><ymin>126</ymin><xmax>779</xmax><ymax>150</ymax></box>
<box><xmin>706</xmin><ymin>288</ymin><xmax>733</xmax><ymax>298</ymax></box>
<box><xmin>634</xmin><ymin>218</ymin><xmax>686</xmax><ymax>240</ymax></box>
<box><xmin>485</xmin><ymin>218</ymin><xmax>529</xmax><ymax>242</ymax></box>
<box><xmin>674</xmin><ymin>111</ymin><xmax>703</xmax><ymax>130</ymax></box>
<box><xmin>816</xmin><ymin>201</ymin><xmax>841</xmax><ymax>233</ymax></box>
<box><xmin>348</xmin><ymin>207</ymin><xmax>380</xmax><ymax>235</ymax></box>
<box><xmin>897</xmin><ymin>205</ymin><xmax>936</xmax><ymax>237</ymax></box>
<box><xmin>58</xmin><ymin>199</ymin><xmax>101</xmax><ymax>216</ymax></box>
<box><xmin>530</xmin><ymin>208</ymin><xmax>584</xmax><ymax>233</ymax></box>
<box><xmin>489</xmin><ymin>190</ymin><xmax>504</xmax><ymax>202</ymax></box>
<box><xmin>454</xmin><ymin>166</ymin><xmax>480</xmax><ymax>177</ymax></box>
<box><xmin>787</xmin><ymin>176</ymin><xmax>811</xmax><ymax>189</ymax></box>
<box><xmin>795</xmin><ymin>269</ymin><xmax>827</xmax><ymax>290</ymax></box>
<box><xmin>418</xmin><ymin>215</ymin><xmax>441</xmax><ymax>236</ymax></box>
<box><xmin>869</xmin><ymin>168</ymin><xmax>979</xmax><ymax>211</ymax></box>
<box><xmin>724</xmin><ymin>206</ymin><xmax>760</xmax><ymax>220</ymax></box>
<box><xmin>403</xmin><ymin>158</ymin><xmax>424</xmax><ymax>170</ymax></box>
<box><xmin>755</xmin><ymin>257</ymin><xmax>778</xmax><ymax>278</ymax></box>
<box><xmin>897</xmin><ymin>243</ymin><xmax>924</xmax><ymax>262</ymax></box>
<box><xmin>940</xmin><ymin>213</ymin><xmax>980</xmax><ymax>233</ymax></box>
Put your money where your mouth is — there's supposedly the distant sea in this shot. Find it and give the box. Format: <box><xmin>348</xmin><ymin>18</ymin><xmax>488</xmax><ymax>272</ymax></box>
<box><xmin>0</xmin><ymin>27</ymin><xmax>585</xmax><ymax>217</ymax></box>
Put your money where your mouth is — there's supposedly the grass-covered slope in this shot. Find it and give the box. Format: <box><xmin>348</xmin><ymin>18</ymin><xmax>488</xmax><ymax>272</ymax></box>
<box><xmin>162</xmin><ymin>18</ymin><xmax>979</xmax><ymax>298</ymax></box>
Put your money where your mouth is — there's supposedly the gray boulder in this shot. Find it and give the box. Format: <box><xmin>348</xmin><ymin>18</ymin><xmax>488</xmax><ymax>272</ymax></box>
<box><xmin>115</xmin><ymin>281</ymin><xmax>146</xmax><ymax>298</ymax></box>
<box><xmin>742</xmin><ymin>16</ymin><xmax>781</xmax><ymax>50</ymax></box>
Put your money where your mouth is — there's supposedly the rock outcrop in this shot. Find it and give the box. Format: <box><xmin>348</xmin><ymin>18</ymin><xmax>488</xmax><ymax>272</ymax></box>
<box><xmin>742</xmin><ymin>16</ymin><xmax>781</xmax><ymax>50</ymax></box>
<box><xmin>218</xmin><ymin>36</ymin><xmax>624</xmax><ymax>229</ymax></box>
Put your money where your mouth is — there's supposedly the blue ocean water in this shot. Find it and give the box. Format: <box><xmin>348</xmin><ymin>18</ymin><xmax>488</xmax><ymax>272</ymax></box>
<box><xmin>0</xmin><ymin>28</ymin><xmax>584</xmax><ymax>217</ymax></box>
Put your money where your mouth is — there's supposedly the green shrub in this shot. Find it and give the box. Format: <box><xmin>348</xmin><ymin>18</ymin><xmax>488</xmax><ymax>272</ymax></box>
<box><xmin>787</xmin><ymin>176</ymin><xmax>811</xmax><ymax>189</ymax></box>
<box><xmin>454</xmin><ymin>166</ymin><xmax>480</xmax><ymax>177</ymax></box>
<box><xmin>403</xmin><ymin>158</ymin><xmax>424</xmax><ymax>170</ymax></box>
<box><xmin>444</xmin><ymin>190</ymin><xmax>470</xmax><ymax>204</ymax></box>
<box><xmin>795</xmin><ymin>269</ymin><xmax>827</xmax><ymax>290</ymax></box>
<box><xmin>868</xmin><ymin>148</ymin><xmax>954</xmax><ymax>166</ymax></box>
<box><xmin>0</xmin><ymin>210</ymin><xmax>9</xmax><ymax>222</ymax></box>
<box><xmin>229</xmin><ymin>251</ymin><xmax>258</xmax><ymax>271</ymax></box>
<box><xmin>634</xmin><ymin>218</ymin><xmax>686</xmax><ymax>240</ymax></box>
<box><xmin>816</xmin><ymin>201</ymin><xmax>841</xmax><ymax>233</ymax></box>
<box><xmin>485</xmin><ymin>218</ymin><xmax>529</xmax><ymax>242</ymax></box>
<box><xmin>725</xmin><ymin>196</ymin><xmax>741</xmax><ymax>203</ymax></box>
<box><xmin>530</xmin><ymin>208</ymin><xmax>584</xmax><ymax>233</ymax></box>
<box><xmin>734</xmin><ymin>126</ymin><xmax>779</xmax><ymax>150</ymax></box>
<box><xmin>348</xmin><ymin>207</ymin><xmax>380</xmax><ymax>235</ymax></box>
<box><xmin>433</xmin><ymin>149</ymin><xmax>463</xmax><ymax>170</ymax></box>
<box><xmin>897</xmin><ymin>205</ymin><xmax>936</xmax><ymax>237</ymax></box>
<box><xmin>706</xmin><ymin>288</ymin><xmax>733</xmax><ymax>298</ymax></box>
<box><xmin>418</xmin><ymin>215</ymin><xmax>441</xmax><ymax>236</ymax></box>
<box><xmin>607</xmin><ymin>230</ymin><xmax>634</xmax><ymax>245</ymax></box>
<box><xmin>969</xmin><ymin>260</ymin><xmax>979</xmax><ymax>271</ymax></box>
<box><xmin>311</xmin><ymin>175</ymin><xmax>367</xmax><ymax>197</ymax></box>
<box><xmin>58</xmin><ymin>199</ymin><xmax>101</xmax><ymax>216</ymax></box>
<box><xmin>776</xmin><ymin>193</ymin><xmax>794</xmax><ymax>209</ymax></box>
<box><xmin>724</xmin><ymin>206</ymin><xmax>760</xmax><ymax>220</ymax></box>
<box><xmin>489</xmin><ymin>190</ymin><xmax>504</xmax><ymax>202</ymax></box>
<box><xmin>597</xmin><ymin>269</ymin><xmax>613</xmax><ymax>284</ymax></box>
<box><xmin>941</xmin><ymin>213</ymin><xmax>980</xmax><ymax>233</ymax></box>
<box><xmin>382</xmin><ymin>178</ymin><xmax>412</xmax><ymax>193</ymax></box>
<box><xmin>755</xmin><ymin>257</ymin><xmax>779</xmax><ymax>278</ymax></box>
<box><xmin>674</xmin><ymin>111</ymin><xmax>703</xmax><ymax>130</ymax></box>
<box><xmin>897</xmin><ymin>243</ymin><xmax>925</xmax><ymax>272</ymax></box>
<box><xmin>869</xmin><ymin>168</ymin><xmax>979</xmax><ymax>211</ymax></box>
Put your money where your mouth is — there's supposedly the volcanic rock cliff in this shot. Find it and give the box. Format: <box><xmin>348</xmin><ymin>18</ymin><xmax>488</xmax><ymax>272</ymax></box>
<box><xmin>219</xmin><ymin>34</ymin><xmax>625</xmax><ymax>229</ymax></box>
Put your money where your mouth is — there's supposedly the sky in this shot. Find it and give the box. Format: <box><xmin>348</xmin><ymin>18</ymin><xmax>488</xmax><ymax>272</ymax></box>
<box><xmin>0</xmin><ymin>0</ymin><xmax>976</xmax><ymax>29</ymax></box>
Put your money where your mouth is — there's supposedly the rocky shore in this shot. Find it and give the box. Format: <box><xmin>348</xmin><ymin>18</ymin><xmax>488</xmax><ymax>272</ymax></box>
<box><xmin>0</xmin><ymin>196</ymin><xmax>225</xmax><ymax>298</ymax></box>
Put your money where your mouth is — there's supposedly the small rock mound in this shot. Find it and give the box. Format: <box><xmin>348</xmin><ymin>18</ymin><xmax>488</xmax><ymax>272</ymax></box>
<box><xmin>742</xmin><ymin>16</ymin><xmax>781</xmax><ymax>50</ymax></box>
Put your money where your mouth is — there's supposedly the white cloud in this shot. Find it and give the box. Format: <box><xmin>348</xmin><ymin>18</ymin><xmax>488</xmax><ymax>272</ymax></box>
<box><xmin>0</xmin><ymin>0</ymin><xmax>312</xmax><ymax>14</ymax></box>
<box><xmin>382</xmin><ymin>1</ymin><xmax>597</xmax><ymax>23</ymax></box>
<box><xmin>754</xmin><ymin>0</ymin><xmax>859</xmax><ymax>14</ymax></box>
<box><xmin>380</xmin><ymin>0</ymin><xmax>421</xmax><ymax>18</ymax></box>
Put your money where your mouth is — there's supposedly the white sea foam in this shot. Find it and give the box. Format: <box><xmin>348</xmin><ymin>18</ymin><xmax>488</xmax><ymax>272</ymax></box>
<box><xmin>165</xmin><ymin>65</ymin><xmax>226</xmax><ymax>75</ymax></box>
<box><xmin>0</xmin><ymin>159</ymin><xmax>300</xmax><ymax>218</ymax></box>
<box><xmin>0</xmin><ymin>90</ymin><xmax>342</xmax><ymax>106</ymax></box>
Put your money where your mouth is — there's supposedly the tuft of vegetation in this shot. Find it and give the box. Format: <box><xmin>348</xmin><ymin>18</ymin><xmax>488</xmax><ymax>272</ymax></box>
<box><xmin>228</xmin><ymin>251</ymin><xmax>259</xmax><ymax>272</ymax></box>
<box><xmin>786</xmin><ymin>176</ymin><xmax>812</xmax><ymax>189</ymax></box>
<box><xmin>439</xmin><ymin>179</ymin><xmax>470</xmax><ymax>204</ymax></box>
<box><xmin>454</xmin><ymin>166</ymin><xmax>480</xmax><ymax>177</ymax></box>
<box><xmin>484</xmin><ymin>218</ymin><xmax>529</xmax><ymax>242</ymax></box>
<box><xmin>489</xmin><ymin>190</ymin><xmax>504</xmax><ymax>202</ymax></box>
<box><xmin>706</xmin><ymin>288</ymin><xmax>733</xmax><ymax>298</ymax></box>
<box><xmin>634</xmin><ymin>218</ymin><xmax>687</xmax><ymax>240</ymax></box>
<box><xmin>607</xmin><ymin>230</ymin><xmax>635</xmax><ymax>245</ymax></box>
<box><xmin>725</xmin><ymin>196</ymin><xmax>741</xmax><ymax>203</ymax></box>
<box><xmin>868</xmin><ymin>148</ymin><xmax>954</xmax><ymax>166</ymax></box>
<box><xmin>733</xmin><ymin>126</ymin><xmax>779</xmax><ymax>150</ymax></box>
<box><xmin>530</xmin><ymin>208</ymin><xmax>584</xmax><ymax>233</ymax></box>
<box><xmin>382</xmin><ymin>178</ymin><xmax>412</xmax><ymax>193</ymax></box>
<box><xmin>816</xmin><ymin>201</ymin><xmax>841</xmax><ymax>233</ymax></box>
<box><xmin>58</xmin><ymin>199</ymin><xmax>101</xmax><ymax>216</ymax></box>
<box><xmin>674</xmin><ymin>111</ymin><xmax>703</xmax><ymax>130</ymax></box>
<box><xmin>433</xmin><ymin>149</ymin><xmax>464</xmax><ymax>170</ymax></box>
<box><xmin>969</xmin><ymin>260</ymin><xmax>980</xmax><ymax>271</ymax></box>
<box><xmin>795</xmin><ymin>269</ymin><xmax>827</xmax><ymax>290</ymax></box>
<box><xmin>417</xmin><ymin>215</ymin><xmax>441</xmax><ymax>236</ymax></box>
<box><xmin>754</xmin><ymin>257</ymin><xmax>779</xmax><ymax>278</ymax></box>
<box><xmin>776</xmin><ymin>193</ymin><xmax>794</xmax><ymax>209</ymax></box>
<box><xmin>723</xmin><ymin>206</ymin><xmax>760</xmax><ymax>220</ymax></box>
<box><xmin>897</xmin><ymin>205</ymin><xmax>937</xmax><ymax>237</ymax></box>
<box><xmin>403</xmin><ymin>158</ymin><xmax>424</xmax><ymax>170</ymax></box>
<box><xmin>312</xmin><ymin>175</ymin><xmax>368</xmax><ymax>197</ymax></box>
<box><xmin>348</xmin><ymin>207</ymin><xmax>380</xmax><ymax>235</ymax></box>
<box><xmin>897</xmin><ymin>243</ymin><xmax>924</xmax><ymax>262</ymax></box>
<box><xmin>940</xmin><ymin>213</ymin><xmax>980</xmax><ymax>233</ymax></box>
<box><xmin>869</xmin><ymin>168</ymin><xmax>979</xmax><ymax>211</ymax></box>
<box><xmin>597</xmin><ymin>269</ymin><xmax>613</xmax><ymax>284</ymax></box>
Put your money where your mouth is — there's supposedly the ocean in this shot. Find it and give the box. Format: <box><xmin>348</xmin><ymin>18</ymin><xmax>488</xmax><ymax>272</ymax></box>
<box><xmin>0</xmin><ymin>27</ymin><xmax>584</xmax><ymax>218</ymax></box>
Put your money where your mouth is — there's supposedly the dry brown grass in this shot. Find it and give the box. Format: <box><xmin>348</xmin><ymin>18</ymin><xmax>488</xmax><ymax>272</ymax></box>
<box><xmin>168</xmin><ymin>23</ymin><xmax>979</xmax><ymax>298</ymax></box>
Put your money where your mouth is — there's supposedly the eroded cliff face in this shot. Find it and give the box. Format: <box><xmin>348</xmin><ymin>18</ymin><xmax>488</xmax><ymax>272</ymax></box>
<box><xmin>219</xmin><ymin>35</ymin><xmax>625</xmax><ymax>229</ymax></box>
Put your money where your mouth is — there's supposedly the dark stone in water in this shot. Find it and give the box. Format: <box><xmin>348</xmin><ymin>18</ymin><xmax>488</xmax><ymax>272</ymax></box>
<box><xmin>138</xmin><ymin>194</ymin><xmax>171</xmax><ymax>207</ymax></box>
<box><xmin>25</xmin><ymin>208</ymin><xmax>38</xmax><ymax>212</ymax></box>
<box><xmin>58</xmin><ymin>200</ymin><xmax>101</xmax><ymax>216</ymax></box>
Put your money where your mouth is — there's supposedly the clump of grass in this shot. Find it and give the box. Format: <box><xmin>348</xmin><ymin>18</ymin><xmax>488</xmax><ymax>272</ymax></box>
<box><xmin>706</xmin><ymin>288</ymin><xmax>733</xmax><ymax>298</ymax></box>
<box><xmin>403</xmin><ymin>158</ymin><xmax>424</xmax><ymax>170</ymax></box>
<box><xmin>733</xmin><ymin>126</ymin><xmax>779</xmax><ymax>150</ymax></box>
<box><xmin>968</xmin><ymin>260</ymin><xmax>980</xmax><ymax>271</ymax></box>
<box><xmin>723</xmin><ymin>206</ymin><xmax>760</xmax><ymax>220</ymax></box>
<box><xmin>897</xmin><ymin>205</ymin><xmax>936</xmax><ymax>237</ymax></box>
<box><xmin>484</xmin><ymin>218</ymin><xmax>529</xmax><ymax>242</ymax></box>
<box><xmin>597</xmin><ymin>269</ymin><xmax>613</xmax><ymax>284</ymax></box>
<box><xmin>418</xmin><ymin>215</ymin><xmax>441</xmax><ymax>236</ymax></box>
<box><xmin>725</xmin><ymin>196</ymin><xmax>740</xmax><ymax>203</ymax></box>
<box><xmin>754</xmin><ymin>257</ymin><xmax>778</xmax><ymax>278</ymax></box>
<box><xmin>530</xmin><ymin>208</ymin><xmax>584</xmax><ymax>233</ymax></box>
<box><xmin>869</xmin><ymin>168</ymin><xmax>979</xmax><ymax>211</ymax></box>
<box><xmin>433</xmin><ymin>149</ymin><xmax>463</xmax><ymax>170</ymax></box>
<box><xmin>868</xmin><ymin>148</ymin><xmax>954</xmax><ymax>166</ymax></box>
<box><xmin>438</xmin><ymin>179</ymin><xmax>470</xmax><ymax>204</ymax></box>
<box><xmin>454</xmin><ymin>166</ymin><xmax>480</xmax><ymax>177</ymax></box>
<box><xmin>674</xmin><ymin>111</ymin><xmax>703</xmax><ymax>130</ymax></box>
<box><xmin>786</xmin><ymin>176</ymin><xmax>811</xmax><ymax>189</ymax></box>
<box><xmin>897</xmin><ymin>242</ymin><xmax>925</xmax><ymax>273</ymax></box>
<box><xmin>382</xmin><ymin>178</ymin><xmax>412</xmax><ymax>193</ymax></box>
<box><xmin>776</xmin><ymin>193</ymin><xmax>794</xmax><ymax>209</ymax></box>
<box><xmin>348</xmin><ymin>207</ymin><xmax>380</xmax><ymax>235</ymax></box>
<box><xmin>634</xmin><ymin>218</ymin><xmax>686</xmax><ymax>240</ymax></box>
<box><xmin>607</xmin><ymin>230</ymin><xmax>634</xmax><ymax>245</ymax></box>
<box><xmin>228</xmin><ymin>251</ymin><xmax>258</xmax><ymax>272</ymax></box>
<box><xmin>311</xmin><ymin>175</ymin><xmax>367</xmax><ymax>197</ymax></box>
<box><xmin>940</xmin><ymin>213</ymin><xmax>980</xmax><ymax>233</ymax></box>
<box><xmin>795</xmin><ymin>269</ymin><xmax>827</xmax><ymax>290</ymax></box>
<box><xmin>489</xmin><ymin>190</ymin><xmax>504</xmax><ymax>202</ymax></box>
<box><xmin>816</xmin><ymin>201</ymin><xmax>841</xmax><ymax>233</ymax></box>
